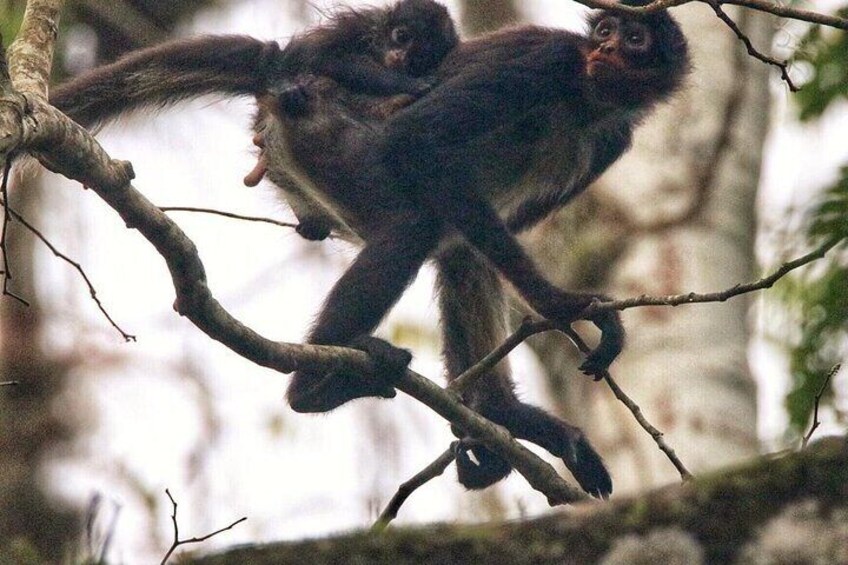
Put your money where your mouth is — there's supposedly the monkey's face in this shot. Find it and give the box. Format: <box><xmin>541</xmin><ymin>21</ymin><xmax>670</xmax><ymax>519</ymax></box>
<box><xmin>379</xmin><ymin>0</ymin><xmax>459</xmax><ymax>76</ymax></box>
<box><xmin>583</xmin><ymin>11</ymin><xmax>690</xmax><ymax>107</ymax></box>
<box><xmin>585</xmin><ymin>16</ymin><xmax>656</xmax><ymax>79</ymax></box>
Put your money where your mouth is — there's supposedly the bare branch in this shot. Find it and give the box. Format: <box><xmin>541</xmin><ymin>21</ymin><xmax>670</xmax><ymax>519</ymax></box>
<box><xmin>1</xmin><ymin>380</ymin><xmax>19</xmax><ymax>386</ymax></box>
<box><xmin>372</xmin><ymin>443</ymin><xmax>458</xmax><ymax>533</ymax></box>
<box><xmin>573</xmin><ymin>0</ymin><xmax>848</xmax><ymax>31</ymax></box>
<box><xmin>705</xmin><ymin>0</ymin><xmax>798</xmax><ymax>92</ymax></box>
<box><xmin>7</xmin><ymin>0</ymin><xmax>65</xmax><ymax>99</ymax></box>
<box><xmin>802</xmin><ymin>364</ymin><xmax>842</xmax><ymax>449</ymax></box>
<box><xmin>586</xmin><ymin>236</ymin><xmax>845</xmax><ymax>316</ymax></box>
<box><xmin>1</xmin><ymin>198</ymin><xmax>136</xmax><ymax>340</ymax></box>
<box><xmin>160</xmin><ymin>489</ymin><xmax>246</xmax><ymax>565</ymax></box>
<box><xmin>160</xmin><ymin>206</ymin><xmax>298</xmax><ymax>231</ymax></box>
<box><xmin>717</xmin><ymin>0</ymin><xmax>848</xmax><ymax>30</ymax></box>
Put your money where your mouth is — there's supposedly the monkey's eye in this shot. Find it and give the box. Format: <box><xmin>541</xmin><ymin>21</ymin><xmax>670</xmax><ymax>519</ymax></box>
<box><xmin>391</xmin><ymin>26</ymin><xmax>413</xmax><ymax>46</ymax></box>
<box><xmin>592</xmin><ymin>18</ymin><xmax>617</xmax><ymax>41</ymax></box>
<box><xmin>624</xmin><ymin>25</ymin><xmax>651</xmax><ymax>51</ymax></box>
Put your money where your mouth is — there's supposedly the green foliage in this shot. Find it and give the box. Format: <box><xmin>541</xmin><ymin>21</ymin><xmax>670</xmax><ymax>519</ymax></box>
<box><xmin>0</xmin><ymin>1</ymin><xmax>24</xmax><ymax>46</ymax></box>
<box><xmin>779</xmin><ymin>7</ymin><xmax>848</xmax><ymax>437</ymax></box>
<box><xmin>794</xmin><ymin>8</ymin><xmax>848</xmax><ymax>121</ymax></box>
<box><xmin>782</xmin><ymin>171</ymin><xmax>847</xmax><ymax>434</ymax></box>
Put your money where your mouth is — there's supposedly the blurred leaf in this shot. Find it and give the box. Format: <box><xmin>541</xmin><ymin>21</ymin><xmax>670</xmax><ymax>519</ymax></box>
<box><xmin>781</xmin><ymin>169</ymin><xmax>848</xmax><ymax>434</ymax></box>
<box><xmin>794</xmin><ymin>7</ymin><xmax>848</xmax><ymax>120</ymax></box>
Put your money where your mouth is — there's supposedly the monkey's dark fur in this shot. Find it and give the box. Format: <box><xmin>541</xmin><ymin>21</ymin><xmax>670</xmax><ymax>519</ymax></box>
<box><xmin>52</xmin><ymin>0</ymin><xmax>457</xmax><ymax>127</ymax></box>
<box><xmin>52</xmin><ymin>0</ymin><xmax>457</xmax><ymax>242</ymax></box>
<box><xmin>51</xmin><ymin>1</ymin><xmax>690</xmax><ymax>498</ymax></box>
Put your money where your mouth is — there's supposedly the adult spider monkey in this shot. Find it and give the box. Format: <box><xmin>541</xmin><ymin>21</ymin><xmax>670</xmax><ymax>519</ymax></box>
<box><xmin>258</xmin><ymin>2</ymin><xmax>689</xmax><ymax>494</ymax></box>
<box><xmin>51</xmin><ymin>1</ymin><xmax>690</xmax><ymax>497</ymax></box>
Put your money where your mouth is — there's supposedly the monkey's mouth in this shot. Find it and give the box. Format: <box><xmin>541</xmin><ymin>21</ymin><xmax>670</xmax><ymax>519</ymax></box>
<box><xmin>586</xmin><ymin>53</ymin><xmax>622</xmax><ymax>77</ymax></box>
<box><xmin>384</xmin><ymin>49</ymin><xmax>408</xmax><ymax>71</ymax></box>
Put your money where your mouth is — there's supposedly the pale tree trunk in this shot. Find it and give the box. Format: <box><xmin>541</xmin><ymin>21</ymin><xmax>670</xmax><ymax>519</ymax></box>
<box><xmin>525</xmin><ymin>5</ymin><xmax>771</xmax><ymax>492</ymax></box>
<box><xmin>0</xmin><ymin>174</ymin><xmax>78</xmax><ymax>560</ymax></box>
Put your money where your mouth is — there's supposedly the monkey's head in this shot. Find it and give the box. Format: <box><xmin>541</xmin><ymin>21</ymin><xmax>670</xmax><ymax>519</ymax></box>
<box><xmin>584</xmin><ymin>1</ymin><xmax>690</xmax><ymax>108</ymax></box>
<box><xmin>377</xmin><ymin>0</ymin><xmax>459</xmax><ymax>76</ymax></box>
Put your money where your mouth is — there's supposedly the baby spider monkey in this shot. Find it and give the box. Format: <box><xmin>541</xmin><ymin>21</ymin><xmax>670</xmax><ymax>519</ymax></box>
<box><xmin>275</xmin><ymin>0</ymin><xmax>459</xmax><ymax>117</ymax></box>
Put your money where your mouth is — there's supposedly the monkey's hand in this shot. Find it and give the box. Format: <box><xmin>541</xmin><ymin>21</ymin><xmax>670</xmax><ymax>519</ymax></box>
<box><xmin>537</xmin><ymin>292</ymin><xmax>624</xmax><ymax>380</ymax></box>
<box><xmin>454</xmin><ymin>439</ymin><xmax>512</xmax><ymax>489</ymax></box>
<box><xmin>579</xmin><ymin>297</ymin><xmax>625</xmax><ymax>380</ymax></box>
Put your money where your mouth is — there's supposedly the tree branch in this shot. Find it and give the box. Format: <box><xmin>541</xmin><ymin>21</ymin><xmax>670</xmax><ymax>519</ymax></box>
<box><xmin>574</xmin><ymin>0</ymin><xmax>848</xmax><ymax>31</ymax></box>
<box><xmin>585</xmin><ymin>236</ymin><xmax>845</xmax><ymax>315</ymax></box>
<box><xmin>801</xmin><ymin>364</ymin><xmax>842</xmax><ymax>449</ymax></box>
<box><xmin>372</xmin><ymin>443</ymin><xmax>458</xmax><ymax>533</ymax></box>
<box><xmin>161</xmin><ymin>489</ymin><xmax>246</xmax><ymax>565</ymax></box>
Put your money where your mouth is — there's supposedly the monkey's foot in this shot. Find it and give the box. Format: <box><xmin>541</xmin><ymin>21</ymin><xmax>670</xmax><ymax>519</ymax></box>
<box><xmin>277</xmin><ymin>85</ymin><xmax>311</xmax><ymax>117</ymax></box>
<box><xmin>455</xmin><ymin>400</ymin><xmax>612</xmax><ymax>498</ymax></box>
<box><xmin>349</xmin><ymin>335</ymin><xmax>411</xmax><ymax>397</ymax></box>
<box><xmin>454</xmin><ymin>439</ymin><xmax>512</xmax><ymax>489</ymax></box>
<box><xmin>286</xmin><ymin>337</ymin><xmax>411</xmax><ymax>413</ymax></box>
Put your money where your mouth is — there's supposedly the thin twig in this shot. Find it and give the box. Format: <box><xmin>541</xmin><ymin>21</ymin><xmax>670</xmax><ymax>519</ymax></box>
<box><xmin>564</xmin><ymin>329</ymin><xmax>693</xmax><ymax>481</ymax></box>
<box><xmin>371</xmin><ymin>442</ymin><xmax>458</xmax><ymax>533</ymax></box>
<box><xmin>801</xmin><ymin>364</ymin><xmax>841</xmax><ymax>449</ymax></box>
<box><xmin>159</xmin><ymin>206</ymin><xmax>298</xmax><ymax>230</ymax></box>
<box><xmin>574</xmin><ymin>0</ymin><xmax>848</xmax><ymax>31</ymax></box>
<box><xmin>0</xmin><ymin>380</ymin><xmax>19</xmax><ymax>386</ymax></box>
<box><xmin>160</xmin><ymin>489</ymin><xmax>246</xmax><ymax>565</ymax></box>
<box><xmin>587</xmin><ymin>236</ymin><xmax>845</xmax><ymax>315</ymax></box>
<box><xmin>0</xmin><ymin>199</ymin><xmax>136</xmax><ymax>341</ymax></box>
<box><xmin>0</xmin><ymin>157</ymin><xmax>29</xmax><ymax>306</ymax></box>
<box><xmin>706</xmin><ymin>0</ymin><xmax>799</xmax><ymax>92</ymax></box>
<box><xmin>450</xmin><ymin>317</ymin><xmax>555</xmax><ymax>395</ymax></box>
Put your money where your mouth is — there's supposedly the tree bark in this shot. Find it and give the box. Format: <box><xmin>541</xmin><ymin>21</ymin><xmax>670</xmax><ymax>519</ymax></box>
<box><xmin>192</xmin><ymin>438</ymin><xmax>848</xmax><ymax>565</ymax></box>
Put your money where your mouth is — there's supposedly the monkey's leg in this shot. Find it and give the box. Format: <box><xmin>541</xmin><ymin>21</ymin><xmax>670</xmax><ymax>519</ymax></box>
<box><xmin>435</xmin><ymin>243</ymin><xmax>612</xmax><ymax>498</ymax></box>
<box><xmin>286</xmin><ymin>213</ymin><xmax>441</xmax><ymax>413</ymax></box>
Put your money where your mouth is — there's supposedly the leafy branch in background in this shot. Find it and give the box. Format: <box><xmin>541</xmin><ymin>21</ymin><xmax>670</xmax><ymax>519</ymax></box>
<box><xmin>794</xmin><ymin>7</ymin><xmax>848</xmax><ymax>122</ymax></box>
<box><xmin>773</xmin><ymin>5</ymin><xmax>848</xmax><ymax>438</ymax></box>
<box><xmin>780</xmin><ymin>170</ymin><xmax>848</xmax><ymax>436</ymax></box>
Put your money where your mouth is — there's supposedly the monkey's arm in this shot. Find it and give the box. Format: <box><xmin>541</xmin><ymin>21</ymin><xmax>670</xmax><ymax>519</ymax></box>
<box><xmin>51</xmin><ymin>35</ymin><xmax>282</xmax><ymax>127</ymax></box>
<box><xmin>320</xmin><ymin>54</ymin><xmax>431</xmax><ymax>96</ymax></box>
